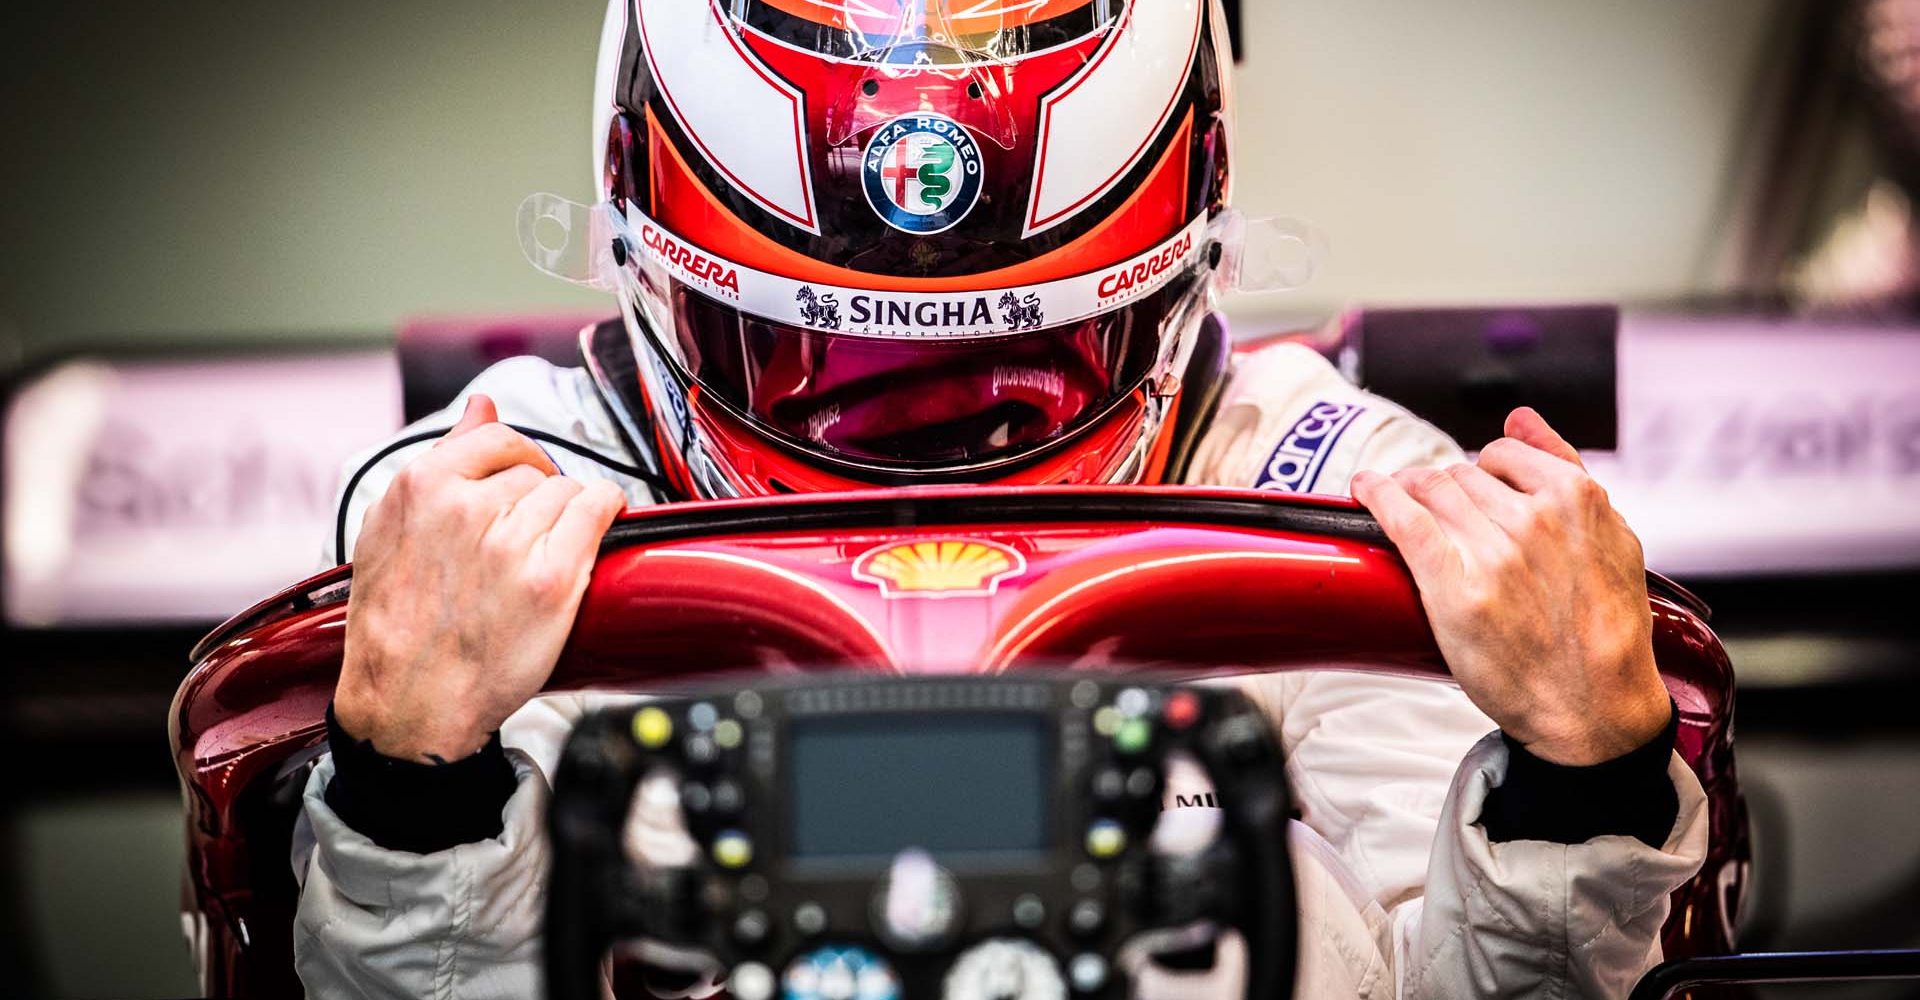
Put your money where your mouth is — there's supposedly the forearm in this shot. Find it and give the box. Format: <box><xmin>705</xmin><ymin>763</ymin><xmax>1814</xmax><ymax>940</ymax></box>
<box><xmin>291</xmin><ymin>743</ymin><xmax>549</xmax><ymax>1000</ymax></box>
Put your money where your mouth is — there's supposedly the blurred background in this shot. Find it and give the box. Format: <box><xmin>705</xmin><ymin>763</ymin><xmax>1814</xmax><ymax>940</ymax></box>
<box><xmin>3</xmin><ymin>0</ymin><xmax>1919</xmax><ymax>996</ymax></box>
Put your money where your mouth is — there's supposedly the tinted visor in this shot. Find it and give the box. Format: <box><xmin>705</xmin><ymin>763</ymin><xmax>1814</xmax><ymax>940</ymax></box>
<box><xmin>670</xmin><ymin>274</ymin><xmax>1192</xmax><ymax>469</ymax></box>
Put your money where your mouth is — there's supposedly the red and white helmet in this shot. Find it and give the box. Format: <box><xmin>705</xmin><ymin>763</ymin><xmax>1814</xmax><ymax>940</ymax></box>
<box><xmin>557</xmin><ymin>0</ymin><xmax>1259</xmax><ymax>497</ymax></box>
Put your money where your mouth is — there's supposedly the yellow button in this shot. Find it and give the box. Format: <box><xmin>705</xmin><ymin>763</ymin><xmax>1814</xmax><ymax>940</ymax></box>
<box><xmin>1085</xmin><ymin>820</ymin><xmax>1126</xmax><ymax>859</ymax></box>
<box><xmin>1092</xmin><ymin>706</ymin><xmax>1122</xmax><ymax>737</ymax></box>
<box><xmin>633</xmin><ymin>707</ymin><xmax>674</xmax><ymax>749</ymax></box>
<box><xmin>713</xmin><ymin>831</ymin><xmax>754</xmax><ymax>869</ymax></box>
<box><xmin>713</xmin><ymin>719</ymin><xmax>744</xmax><ymax>750</ymax></box>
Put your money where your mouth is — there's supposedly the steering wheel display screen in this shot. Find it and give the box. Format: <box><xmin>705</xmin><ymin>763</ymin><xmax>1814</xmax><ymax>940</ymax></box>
<box><xmin>787</xmin><ymin>713</ymin><xmax>1051</xmax><ymax>860</ymax></box>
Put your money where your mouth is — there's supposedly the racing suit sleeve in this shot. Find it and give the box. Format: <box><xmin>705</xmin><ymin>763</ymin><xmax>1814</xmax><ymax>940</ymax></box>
<box><xmin>1187</xmin><ymin>340</ymin><xmax>1708</xmax><ymax>997</ymax></box>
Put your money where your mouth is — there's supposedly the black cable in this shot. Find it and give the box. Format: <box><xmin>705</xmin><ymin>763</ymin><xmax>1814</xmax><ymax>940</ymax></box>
<box><xmin>333</xmin><ymin>423</ymin><xmax>672</xmax><ymax>565</ymax></box>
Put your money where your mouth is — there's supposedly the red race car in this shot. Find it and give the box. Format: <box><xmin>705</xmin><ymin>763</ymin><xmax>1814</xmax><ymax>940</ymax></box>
<box><xmin>174</xmin><ymin>486</ymin><xmax>1756</xmax><ymax>998</ymax></box>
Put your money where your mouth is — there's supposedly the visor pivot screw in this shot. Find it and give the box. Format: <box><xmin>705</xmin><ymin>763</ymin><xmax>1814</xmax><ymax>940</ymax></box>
<box><xmin>967</xmin><ymin>81</ymin><xmax>983</xmax><ymax>100</ymax></box>
<box><xmin>611</xmin><ymin>236</ymin><xmax>630</xmax><ymax>267</ymax></box>
<box><xmin>862</xmin><ymin>79</ymin><xmax>880</xmax><ymax>97</ymax></box>
<box><xmin>1206</xmin><ymin>240</ymin><xmax>1224</xmax><ymax>270</ymax></box>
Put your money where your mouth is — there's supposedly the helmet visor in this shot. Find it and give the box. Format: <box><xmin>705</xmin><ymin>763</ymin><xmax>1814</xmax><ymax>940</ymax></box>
<box><xmin>669</xmin><ymin>273</ymin><xmax>1195</xmax><ymax>469</ymax></box>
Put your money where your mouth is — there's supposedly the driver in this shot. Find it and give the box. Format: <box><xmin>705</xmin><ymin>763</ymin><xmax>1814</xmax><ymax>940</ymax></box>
<box><xmin>291</xmin><ymin>2</ymin><xmax>1706</xmax><ymax>997</ymax></box>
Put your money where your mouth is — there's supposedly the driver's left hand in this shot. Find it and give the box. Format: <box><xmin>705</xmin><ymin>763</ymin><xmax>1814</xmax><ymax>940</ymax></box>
<box><xmin>1350</xmin><ymin>407</ymin><xmax>1671</xmax><ymax>766</ymax></box>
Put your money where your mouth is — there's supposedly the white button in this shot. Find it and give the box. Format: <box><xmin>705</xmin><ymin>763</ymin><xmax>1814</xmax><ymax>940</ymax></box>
<box><xmin>1069</xmin><ymin>954</ymin><xmax>1107</xmax><ymax>993</ymax></box>
<box><xmin>731</xmin><ymin>963</ymin><xmax>775</xmax><ymax>1000</ymax></box>
<box><xmin>819</xmin><ymin>960</ymin><xmax>857</xmax><ymax>1000</ymax></box>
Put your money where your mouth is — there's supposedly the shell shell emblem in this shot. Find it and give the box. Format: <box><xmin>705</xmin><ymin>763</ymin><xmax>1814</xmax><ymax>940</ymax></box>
<box><xmin>852</xmin><ymin>538</ymin><xmax>1027</xmax><ymax>599</ymax></box>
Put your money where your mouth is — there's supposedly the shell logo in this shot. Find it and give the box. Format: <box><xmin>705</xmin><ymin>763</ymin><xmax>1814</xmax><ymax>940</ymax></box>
<box><xmin>851</xmin><ymin>538</ymin><xmax>1027</xmax><ymax>599</ymax></box>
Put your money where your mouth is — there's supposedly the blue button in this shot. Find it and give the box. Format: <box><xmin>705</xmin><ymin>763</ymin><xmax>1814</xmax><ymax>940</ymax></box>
<box><xmin>783</xmin><ymin>946</ymin><xmax>898</xmax><ymax>1000</ymax></box>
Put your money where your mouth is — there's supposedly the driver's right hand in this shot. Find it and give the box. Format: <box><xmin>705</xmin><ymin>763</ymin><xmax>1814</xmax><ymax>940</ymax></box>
<box><xmin>333</xmin><ymin>394</ymin><xmax>628</xmax><ymax>763</ymax></box>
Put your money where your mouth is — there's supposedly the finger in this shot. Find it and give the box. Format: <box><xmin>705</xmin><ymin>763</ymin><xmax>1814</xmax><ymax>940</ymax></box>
<box><xmin>1351</xmin><ymin>471</ymin><xmax>1456</xmax><ymax>581</ymax></box>
<box><xmin>439</xmin><ymin>394</ymin><xmax>500</xmax><ymax>443</ymax></box>
<box><xmin>492</xmin><ymin>475</ymin><xmax>585</xmax><ymax>546</ymax></box>
<box><xmin>1476</xmin><ymin>436</ymin><xmax>1582</xmax><ymax>496</ymax></box>
<box><xmin>425</xmin><ymin>421</ymin><xmax>562</xmax><ymax>480</ymax></box>
<box><xmin>1393</xmin><ymin>466</ymin><xmax>1506</xmax><ymax>551</ymax></box>
<box><xmin>1444</xmin><ymin>462</ymin><xmax>1531</xmax><ymax>527</ymax></box>
<box><xmin>542</xmin><ymin>479</ymin><xmax>627</xmax><ymax>566</ymax></box>
<box><xmin>1503</xmin><ymin>406</ymin><xmax>1585</xmax><ymax>470</ymax></box>
<box><xmin>472</xmin><ymin>463</ymin><xmax>550</xmax><ymax>506</ymax></box>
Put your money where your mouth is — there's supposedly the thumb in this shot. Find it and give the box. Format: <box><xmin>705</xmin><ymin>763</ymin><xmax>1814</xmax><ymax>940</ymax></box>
<box><xmin>1502</xmin><ymin>406</ymin><xmax>1585</xmax><ymax>470</ymax></box>
<box><xmin>443</xmin><ymin>394</ymin><xmax>500</xmax><ymax>441</ymax></box>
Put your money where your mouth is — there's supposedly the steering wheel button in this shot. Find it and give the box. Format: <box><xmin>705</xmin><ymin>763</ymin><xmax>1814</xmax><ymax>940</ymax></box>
<box><xmin>1163</xmin><ymin>690</ymin><xmax>1201</xmax><ymax>729</ymax></box>
<box><xmin>1113</xmin><ymin>718</ymin><xmax>1152</xmax><ymax>755</ymax></box>
<box><xmin>786</xmin><ymin>946</ymin><xmax>895</xmax><ymax>1000</ymax></box>
<box><xmin>1067</xmin><ymin>899</ymin><xmax>1105</xmax><ymax>938</ymax></box>
<box><xmin>733</xmin><ymin>909</ymin><xmax>771</xmax><ymax>948</ymax></box>
<box><xmin>1069</xmin><ymin>954</ymin><xmax>1108</xmax><ymax>993</ymax></box>
<box><xmin>632</xmin><ymin>707</ymin><xmax>673</xmax><ymax>749</ymax></box>
<box><xmin>688</xmin><ymin>701</ymin><xmax>719</xmax><ymax>731</ymax></box>
<box><xmin>680</xmin><ymin>781</ymin><xmax>713</xmax><ymax>814</ymax></box>
<box><xmin>1011</xmin><ymin>894</ymin><xmax>1046</xmax><ymax>929</ymax></box>
<box><xmin>1091</xmin><ymin>767</ymin><xmax>1124</xmax><ymax>801</ymax></box>
<box><xmin>856</xmin><ymin>963</ymin><xmax>899</xmax><ymax>1000</ymax></box>
<box><xmin>713</xmin><ymin>718</ymin><xmax>745</xmax><ymax>749</ymax></box>
<box><xmin>1091</xmin><ymin>706</ymin><xmax>1122</xmax><ymax>736</ymax></box>
<box><xmin>793</xmin><ymin>901</ymin><xmax>828</xmax><ymax>936</ymax></box>
<box><xmin>711</xmin><ymin>779</ymin><xmax>745</xmax><ymax>815</ymax></box>
<box><xmin>1116</xmin><ymin>687</ymin><xmax>1151</xmax><ymax>717</ymax></box>
<box><xmin>1085</xmin><ymin>820</ymin><xmax>1126</xmax><ymax>859</ymax></box>
<box><xmin>686</xmin><ymin>734</ymin><xmax>719</xmax><ymax>765</ymax></box>
<box><xmin>712</xmin><ymin>830</ymin><xmax>753</xmax><ymax>869</ymax></box>
<box><xmin>731</xmin><ymin>962</ymin><xmax>775</xmax><ymax>1000</ymax></box>
<box><xmin>1125</xmin><ymin>767</ymin><xmax>1157</xmax><ymax>799</ymax></box>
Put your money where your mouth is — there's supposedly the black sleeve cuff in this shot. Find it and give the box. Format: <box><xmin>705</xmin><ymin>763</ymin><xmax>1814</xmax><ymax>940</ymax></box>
<box><xmin>322</xmin><ymin>702</ymin><xmax>519</xmax><ymax>854</ymax></box>
<box><xmin>1478</xmin><ymin>700</ymin><xmax>1681</xmax><ymax>849</ymax></box>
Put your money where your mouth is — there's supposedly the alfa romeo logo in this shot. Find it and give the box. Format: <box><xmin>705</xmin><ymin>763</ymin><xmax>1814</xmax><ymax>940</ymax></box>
<box><xmin>862</xmin><ymin>113</ymin><xmax>983</xmax><ymax>235</ymax></box>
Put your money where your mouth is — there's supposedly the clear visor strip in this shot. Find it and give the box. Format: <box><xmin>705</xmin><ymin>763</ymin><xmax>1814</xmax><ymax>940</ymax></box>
<box><xmin>519</xmin><ymin>194</ymin><xmax>1322</xmax><ymax>340</ymax></box>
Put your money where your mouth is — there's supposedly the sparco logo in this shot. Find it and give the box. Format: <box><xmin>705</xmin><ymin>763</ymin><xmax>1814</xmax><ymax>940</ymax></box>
<box><xmin>642</xmin><ymin>224</ymin><xmax>740</xmax><ymax>296</ymax></box>
<box><xmin>1256</xmin><ymin>400</ymin><xmax>1366</xmax><ymax>493</ymax></box>
<box><xmin>1098</xmin><ymin>231</ymin><xmax>1196</xmax><ymax>299</ymax></box>
<box><xmin>862</xmin><ymin>113</ymin><xmax>984</xmax><ymax>235</ymax></box>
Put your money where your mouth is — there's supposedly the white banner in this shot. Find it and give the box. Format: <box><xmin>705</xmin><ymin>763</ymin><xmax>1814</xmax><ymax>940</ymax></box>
<box><xmin>619</xmin><ymin>202</ymin><xmax>1210</xmax><ymax>340</ymax></box>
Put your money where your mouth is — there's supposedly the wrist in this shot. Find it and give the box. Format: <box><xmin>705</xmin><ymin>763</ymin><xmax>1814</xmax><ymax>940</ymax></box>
<box><xmin>333</xmin><ymin>679</ymin><xmax>492</xmax><ymax>764</ymax></box>
<box><xmin>1520</xmin><ymin>672</ymin><xmax>1672</xmax><ymax>766</ymax></box>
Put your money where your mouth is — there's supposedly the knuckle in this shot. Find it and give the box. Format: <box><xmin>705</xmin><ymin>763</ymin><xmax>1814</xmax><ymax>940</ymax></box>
<box><xmin>472</xmin><ymin>422</ymin><xmax>525</xmax><ymax>453</ymax></box>
<box><xmin>520</xmin><ymin>565</ymin><xmax>573</xmax><ymax>601</ymax></box>
<box><xmin>1480</xmin><ymin>438</ymin><xmax>1519</xmax><ymax>462</ymax></box>
<box><xmin>386</xmin><ymin>464</ymin><xmax>420</xmax><ymax>497</ymax></box>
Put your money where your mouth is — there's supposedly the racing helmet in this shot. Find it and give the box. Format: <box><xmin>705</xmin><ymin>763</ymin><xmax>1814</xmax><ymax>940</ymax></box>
<box><xmin>574</xmin><ymin>0</ymin><xmax>1249</xmax><ymax>497</ymax></box>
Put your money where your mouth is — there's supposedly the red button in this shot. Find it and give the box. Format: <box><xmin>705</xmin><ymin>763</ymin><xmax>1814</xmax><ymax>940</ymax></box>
<box><xmin>1164</xmin><ymin>690</ymin><xmax>1201</xmax><ymax>730</ymax></box>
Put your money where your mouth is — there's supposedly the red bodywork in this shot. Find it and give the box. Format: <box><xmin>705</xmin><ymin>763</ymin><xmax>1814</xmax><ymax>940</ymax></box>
<box><xmin>171</xmin><ymin>487</ymin><xmax>1747</xmax><ymax>998</ymax></box>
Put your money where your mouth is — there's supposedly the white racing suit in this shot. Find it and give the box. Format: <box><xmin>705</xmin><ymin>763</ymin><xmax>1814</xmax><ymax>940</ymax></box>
<box><xmin>291</xmin><ymin>340</ymin><xmax>1709</xmax><ymax>999</ymax></box>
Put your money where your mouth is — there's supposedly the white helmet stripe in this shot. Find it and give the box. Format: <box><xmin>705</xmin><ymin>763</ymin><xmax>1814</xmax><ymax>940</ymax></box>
<box><xmin>633</xmin><ymin>0</ymin><xmax>819</xmax><ymax>233</ymax></box>
<box><xmin>1024</xmin><ymin>0</ymin><xmax>1205</xmax><ymax>236</ymax></box>
<box><xmin>618</xmin><ymin>202</ymin><xmax>1209</xmax><ymax>340</ymax></box>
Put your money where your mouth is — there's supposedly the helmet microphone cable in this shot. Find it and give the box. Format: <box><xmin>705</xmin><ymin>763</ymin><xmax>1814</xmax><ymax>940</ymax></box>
<box><xmin>332</xmin><ymin>423</ymin><xmax>672</xmax><ymax>565</ymax></box>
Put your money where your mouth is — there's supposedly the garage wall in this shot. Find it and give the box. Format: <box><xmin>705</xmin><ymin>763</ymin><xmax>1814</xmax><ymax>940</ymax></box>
<box><xmin>2</xmin><ymin>0</ymin><xmax>1784</xmax><ymax>357</ymax></box>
